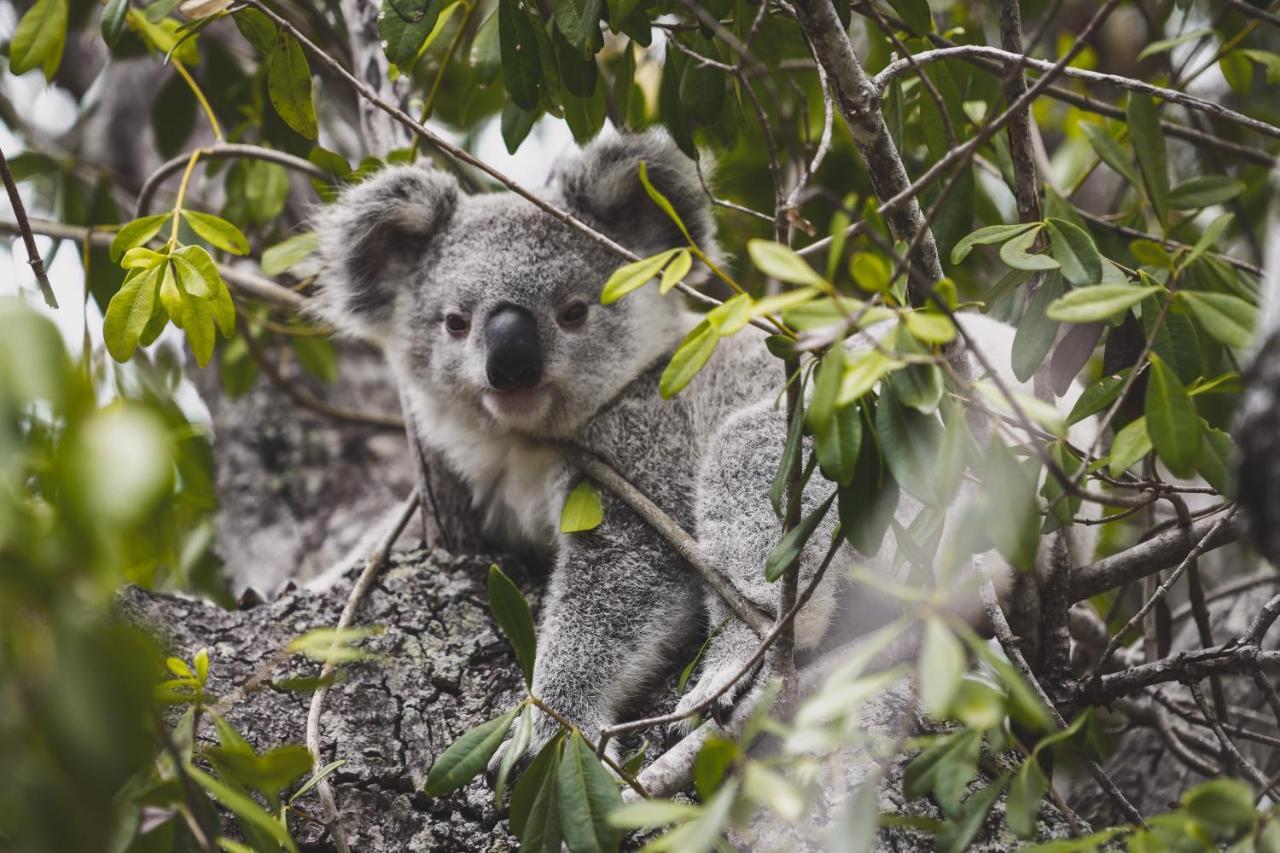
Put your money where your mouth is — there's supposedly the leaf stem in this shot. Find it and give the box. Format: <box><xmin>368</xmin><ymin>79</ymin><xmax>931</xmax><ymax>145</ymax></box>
<box><xmin>172</xmin><ymin>58</ymin><xmax>224</xmax><ymax>142</ymax></box>
<box><xmin>168</xmin><ymin>149</ymin><xmax>206</xmax><ymax>249</ymax></box>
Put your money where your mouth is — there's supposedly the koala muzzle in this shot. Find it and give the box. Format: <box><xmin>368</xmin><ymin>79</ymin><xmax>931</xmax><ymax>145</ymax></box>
<box><xmin>485</xmin><ymin>304</ymin><xmax>543</xmax><ymax>391</ymax></box>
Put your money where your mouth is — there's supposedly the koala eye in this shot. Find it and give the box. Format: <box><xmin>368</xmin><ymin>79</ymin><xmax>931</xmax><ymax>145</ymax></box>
<box><xmin>444</xmin><ymin>312</ymin><xmax>471</xmax><ymax>337</ymax></box>
<box><xmin>558</xmin><ymin>300</ymin><xmax>589</xmax><ymax>330</ymax></box>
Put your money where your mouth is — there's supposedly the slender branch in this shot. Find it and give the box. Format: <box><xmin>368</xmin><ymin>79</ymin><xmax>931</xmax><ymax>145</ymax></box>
<box><xmin>137</xmin><ymin>144</ymin><xmax>329</xmax><ymax>218</ymax></box>
<box><xmin>562</xmin><ymin>445</ymin><xmax>772</xmax><ymax>637</ymax></box>
<box><xmin>1242</xmin><ymin>593</ymin><xmax>1280</xmax><ymax>647</ymax></box>
<box><xmin>599</xmin><ymin>532</ymin><xmax>844</xmax><ymax>743</ymax></box>
<box><xmin>871</xmin><ymin>46</ymin><xmax>1280</xmax><ymax>142</ymax></box>
<box><xmin>1091</xmin><ymin>510</ymin><xmax>1238</xmax><ymax>675</ymax></box>
<box><xmin>0</xmin><ymin>217</ymin><xmax>307</xmax><ymax>312</ymax></box>
<box><xmin>1071</xmin><ymin>514</ymin><xmax>1240</xmax><ymax>602</ymax></box>
<box><xmin>306</xmin><ymin>489</ymin><xmax>420</xmax><ymax>853</ymax></box>
<box><xmin>239</xmin><ymin>320</ymin><xmax>406</xmax><ymax>430</ymax></box>
<box><xmin>1077</xmin><ymin>645</ymin><xmax>1280</xmax><ymax>704</ymax></box>
<box><xmin>0</xmin><ymin>145</ymin><xmax>57</xmax><ymax>308</ymax></box>
<box><xmin>1187</xmin><ymin>680</ymin><xmax>1279</xmax><ymax>799</ymax></box>
<box><xmin>980</xmin><ymin>579</ymin><xmax>1146</xmax><ymax>826</ymax></box>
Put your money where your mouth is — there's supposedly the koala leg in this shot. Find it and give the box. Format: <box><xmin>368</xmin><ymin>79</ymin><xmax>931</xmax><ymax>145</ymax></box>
<box><xmin>520</xmin><ymin>505</ymin><xmax>704</xmax><ymax>759</ymax></box>
<box><xmin>677</xmin><ymin>402</ymin><xmax>843</xmax><ymax>729</ymax></box>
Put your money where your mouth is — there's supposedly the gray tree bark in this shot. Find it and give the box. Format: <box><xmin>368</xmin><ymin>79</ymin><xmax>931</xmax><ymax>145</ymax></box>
<box><xmin>122</xmin><ymin>549</ymin><xmax>1078</xmax><ymax>851</ymax></box>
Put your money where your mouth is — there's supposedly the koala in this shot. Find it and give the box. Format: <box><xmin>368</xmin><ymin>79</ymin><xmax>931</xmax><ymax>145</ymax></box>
<box><xmin>313</xmin><ymin>131</ymin><xmax>1094</xmax><ymax>759</ymax></box>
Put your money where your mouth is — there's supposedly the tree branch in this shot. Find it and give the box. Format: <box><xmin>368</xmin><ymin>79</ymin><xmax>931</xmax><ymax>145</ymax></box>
<box><xmin>1071</xmin><ymin>514</ymin><xmax>1240</xmax><ymax>602</ymax></box>
<box><xmin>0</xmin><ymin>144</ymin><xmax>57</xmax><ymax>308</ymax></box>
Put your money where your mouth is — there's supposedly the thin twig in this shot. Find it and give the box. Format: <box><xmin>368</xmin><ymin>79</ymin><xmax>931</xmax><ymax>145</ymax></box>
<box><xmin>305</xmin><ymin>489</ymin><xmax>420</xmax><ymax>853</ymax></box>
<box><xmin>980</xmin><ymin>579</ymin><xmax>1147</xmax><ymax>826</ymax></box>
<box><xmin>0</xmin><ymin>145</ymin><xmax>57</xmax><ymax>308</ymax></box>
<box><xmin>1091</xmin><ymin>510</ymin><xmax>1237</xmax><ymax>675</ymax></box>
<box><xmin>136</xmin><ymin>143</ymin><xmax>329</xmax><ymax>217</ymax></box>
<box><xmin>562</xmin><ymin>444</ymin><xmax>772</xmax><ymax>637</ymax></box>
<box><xmin>239</xmin><ymin>319</ymin><xmax>406</xmax><ymax>430</ymax></box>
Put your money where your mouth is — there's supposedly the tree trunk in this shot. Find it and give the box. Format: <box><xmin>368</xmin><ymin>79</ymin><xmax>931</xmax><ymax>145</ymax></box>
<box><xmin>121</xmin><ymin>549</ymin><xmax>1074</xmax><ymax>850</ymax></box>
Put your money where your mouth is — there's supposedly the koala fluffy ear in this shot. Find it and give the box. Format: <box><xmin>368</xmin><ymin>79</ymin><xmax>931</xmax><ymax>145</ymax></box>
<box><xmin>312</xmin><ymin>165</ymin><xmax>458</xmax><ymax>339</ymax></box>
<box><xmin>553</xmin><ymin>131</ymin><xmax>716</xmax><ymax>257</ymax></box>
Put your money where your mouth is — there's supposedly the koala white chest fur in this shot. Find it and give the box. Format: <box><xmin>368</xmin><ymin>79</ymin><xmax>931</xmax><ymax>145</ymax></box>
<box><xmin>315</xmin><ymin>131</ymin><xmax>1093</xmax><ymax>758</ymax></box>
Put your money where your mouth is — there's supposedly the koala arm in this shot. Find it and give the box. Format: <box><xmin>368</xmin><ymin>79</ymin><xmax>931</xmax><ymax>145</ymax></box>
<box><xmin>529</xmin><ymin>487</ymin><xmax>704</xmax><ymax>756</ymax></box>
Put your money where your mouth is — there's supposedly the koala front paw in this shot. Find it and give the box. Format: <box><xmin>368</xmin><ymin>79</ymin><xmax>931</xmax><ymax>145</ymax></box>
<box><xmin>671</xmin><ymin>656</ymin><xmax>766</xmax><ymax>735</ymax></box>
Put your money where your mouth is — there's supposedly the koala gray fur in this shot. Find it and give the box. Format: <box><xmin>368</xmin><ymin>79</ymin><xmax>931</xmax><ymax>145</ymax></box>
<box><xmin>313</xmin><ymin>131</ymin><xmax>1095</xmax><ymax>760</ymax></box>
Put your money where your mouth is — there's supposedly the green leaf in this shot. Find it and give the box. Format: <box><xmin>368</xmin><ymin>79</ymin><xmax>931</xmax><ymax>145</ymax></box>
<box><xmin>552</xmin><ymin>0</ymin><xmax>603</xmax><ymax>49</ymax></box>
<box><xmin>764</xmin><ymin>491</ymin><xmax>836</xmax><ymax>582</ymax></box>
<box><xmin>608</xmin><ymin>800</ymin><xmax>700</xmax><ymax>830</ymax></box>
<box><xmin>885</xmin><ymin>0</ymin><xmax>932</xmax><ymax>32</ymax></box>
<box><xmin>510</xmin><ymin>735</ymin><xmax>563</xmax><ymax>839</ymax></box>
<box><xmin>207</xmin><ymin>744</ymin><xmax>314</xmax><ymax>796</ymax></box>
<box><xmin>557</xmin><ymin>730</ymin><xmax>623</xmax><ymax>853</ymax></box>
<box><xmin>645</xmin><ymin>778</ymin><xmax>738</xmax><ymax>853</ymax></box>
<box><xmin>1080</xmin><ymin>122</ymin><xmax>1141</xmax><ymax>188</ymax></box>
<box><xmin>637</xmin><ymin>161</ymin><xmax>692</xmax><ymax>245</ymax></box>
<box><xmin>839</xmin><ymin>409</ymin><xmax>898</xmax><ymax>555</ymax></box>
<box><xmin>1137</xmin><ymin>27</ymin><xmax>1213</xmax><ymax>61</ymax></box>
<box><xmin>110</xmin><ymin>213</ymin><xmax>170</xmax><ymax>263</ymax></box>
<box><xmin>233</xmin><ymin>7</ymin><xmax>277</xmax><ymax>53</ymax></box>
<box><xmin>678</xmin><ymin>43</ymin><xmax>725</xmax><ymax>124</ymax></box>
<box><xmin>902</xmin><ymin>310</ymin><xmax>955</xmax><ymax>344</ymax></box>
<box><xmin>815</xmin><ymin>403</ymin><xmax>862</xmax><ymax>486</ymax></box>
<box><xmin>1012</xmin><ymin>272</ymin><xmax>1063</xmax><ymax>383</ymax></box>
<box><xmin>600</xmin><ymin>248</ymin><xmax>679</xmax><ymax>304</ymax></box>
<box><xmin>554</xmin><ymin>23</ymin><xmax>598</xmax><ymax>97</ymax></box>
<box><xmin>1066</xmin><ymin>373</ymin><xmax>1126</xmax><ymax>426</ymax></box>
<box><xmin>500</xmin><ymin>101</ymin><xmax>540</xmax><ymax>154</ymax></box>
<box><xmin>181</xmin><ymin>295</ymin><xmax>217</xmax><ymax>367</ymax></box>
<box><xmin>488</xmin><ymin>564</ymin><xmax>536</xmax><ymax>686</ymax></box>
<box><xmin>1180</xmin><ymin>290</ymin><xmax>1257</xmax><ymax>348</ymax></box>
<box><xmin>807</xmin><ymin>345</ymin><xmax>844</xmax><ymax>436</ymax></box>
<box><xmin>837</xmin><ymin>348</ymin><xmax>898</xmax><ymax>406</ymax></box>
<box><xmin>747</xmin><ymin>239</ymin><xmax>825</xmax><ymax>287</ymax></box>
<box><xmin>769</xmin><ymin>399</ymin><xmax>806</xmax><ymax>519</ymax></box>
<box><xmin>423</xmin><ymin>707</ymin><xmax>519</xmax><ymax>795</ymax></box>
<box><xmin>949</xmin><ymin>222</ymin><xmax>1036</xmax><ymax>266</ymax></box>
<box><xmin>185</xmin><ymin>763</ymin><xmax>298</xmax><ymax>853</ymax></box>
<box><xmin>1045</xmin><ymin>284</ymin><xmax>1161</xmax><ymax>323</ymax></box>
<box><xmin>499</xmin><ymin>0</ymin><xmax>542</xmax><ymax>110</ymax></box>
<box><xmin>378</xmin><ymin>0</ymin><xmax>444</xmax><ymax>68</ymax></box>
<box><xmin>999</xmin><ymin>225</ymin><xmax>1058</xmax><ymax>272</ymax></box>
<box><xmin>288</xmin><ymin>759</ymin><xmax>346</xmax><ymax>806</ymax></box>
<box><xmin>1145</xmin><ymin>354</ymin><xmax>1200</xmax><ymax>478</ymax></box>
<box><xmin>935</xmin><ymin>776</ymin><xmax>1008</xmax><ymax>853</ymax></box>
<box><xmin>101</xmin><ymin>0</ymin><xmax>129</xmax><ymax>47</ymax></box>
<box><xmin>918</xmin><ymin>617</ymin><xmax>965</xmax><ymax>718</ymax></box>
<box><xmin>262</xmin><ymin>231</ymin><xmax>320</xmax><ymax>276</ymax></box>
<box><xmin>1045</xmin><ymin>219</ymin><xmax>1103</xmax><ymax>286</ymax></box>
<box><xmin>660</xmin><ymin>319</ymin><xmax>718</xmax><ymax>398</ymax></box>
<box><xmin>658</xmin><ymin>252</ymin><xmax>692</xmax><ymax>298</ymax></box>
<box><xmin>1109</xmin><ymin>416</ymin><xmax>1152</xmax><ymax>478</ymax></box>
<box><xmin>170</xmin><ymin>245</ymin><xmax>220</xmax><ymax>298</ymax></box>
<box><xmin>1007</xmin><ymin>759</ymin><xmax>1048</xmax><ymax>839</ymax></box>
<box><xmin>876</xmin><ymin>389</ymin><xmax>941</xmax><ymax>505</ymax></box>
<box><xmin>1169</xmin><ymin>176</ymin><xmax>1245</xmax><ymax>210</ymax></box>
<box><xmin>493</xmin><ymin>704</ymin><xmax>533</xmax><ymax>805</ymax></box>
<box><xmin>705</xmin><ymin>293</ymin><xmax>753</xmax><ymax>336</ymax></box>
<box><xmin>291</xmin><ymin>335</ymin><xmax>338</xmax><ymax>383</ymax></box>
<box><xmin>1127</xmin><ymin>94</ymin><xmax>1170</xmax><ymax>227</ymax></box>
<box><xmin>1182</xmin><ymin>778</ymin><xmax>1258</xmax><ymax>834</ymax></box>
<box><xmin>9</xmin><ymin>0</ymin><xmax>67</xmax><ymax>78</ymax></box>
<box><xmin>267</xmin><ymin>34</ymin><xmax>318</xmax><ymax>139</ymax></box>
<box><xmin>1198</xmin><ymin>426</ymin><xmax>1235</xmax><ymax>496</ymax></box>
<box><xmin>182</xmin><ymin>210</ymin><xmax>250</xmax><ymax>256</ymax></box>
<box><xmin>560</xmin><ymin>479</ymin><xmax>604</xmax><ymax>533</ymax></box>
<box><xmin>104</xmin><ymin>267</ymin><xmax>161</xmax><ymax>362</ymax></box>
<box><xmin>850</xmin><ymin>251</ymin><xmax>890</xmax><ymax>293</ymax></box>
<box><xmin>982</xmin><ymin>439</ymin><xmax>1040</xmax><ymax>571</ymax></box>
<box><xmin>1182</xmin><ymin>212</ymin><xmax>1234</xmax><ymax>271</ymax></box>
<box><xmin>563</xmin><ymin>84</ymin><xmax>607</xmax><ymax>143</ymax></box>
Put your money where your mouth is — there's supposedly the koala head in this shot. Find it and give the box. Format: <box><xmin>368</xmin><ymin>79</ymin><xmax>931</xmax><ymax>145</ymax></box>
<box><xmin>312</xmin><ymin>132</ymin><xmax>715</xmax><ymax>438</ymax></box>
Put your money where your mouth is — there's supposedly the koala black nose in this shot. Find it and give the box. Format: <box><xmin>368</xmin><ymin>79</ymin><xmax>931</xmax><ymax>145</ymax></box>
<box><xmin>485</xmin><ymin>304</ymin><xmax>543</xmax><ymax>391</ymax></box>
